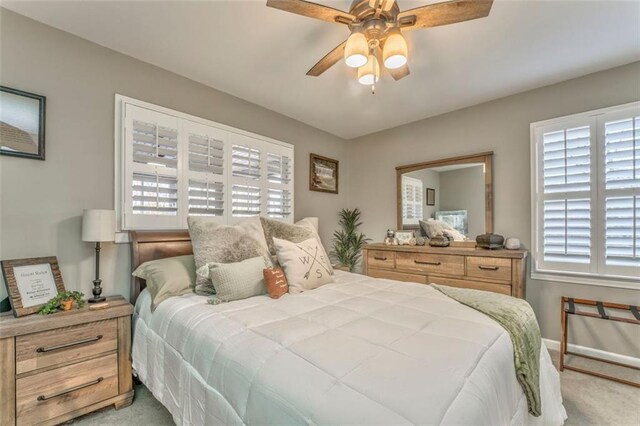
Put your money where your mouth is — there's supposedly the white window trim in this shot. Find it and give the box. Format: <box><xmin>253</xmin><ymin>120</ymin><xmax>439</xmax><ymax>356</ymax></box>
<box><xmin>114</xmin><ymin>94</ymin><xmax>294</xmax><ymax>242</ymax></box>
<box><xmin>530</xmin><ymin>101</ymin><xmax>640</xmax><ymax>288</ymax></box>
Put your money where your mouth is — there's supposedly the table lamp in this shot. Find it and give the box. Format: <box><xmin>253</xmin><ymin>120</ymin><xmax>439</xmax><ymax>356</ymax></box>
<box><xmin>82</xmin><ymin>209</ymin><xmax>115</xmax><ymax>303</ymax></box>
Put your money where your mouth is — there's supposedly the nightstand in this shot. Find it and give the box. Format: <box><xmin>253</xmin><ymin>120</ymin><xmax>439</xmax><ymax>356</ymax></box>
<box><xmin>0</xmin><ymin>296</ymin><xmax>134</xmax><ymax>426</ymax></box>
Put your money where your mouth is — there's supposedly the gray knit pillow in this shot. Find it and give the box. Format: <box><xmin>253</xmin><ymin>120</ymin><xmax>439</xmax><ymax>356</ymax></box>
<box><xmin>188</xmin><ymin>216</ymin><xmax>271</xmax><ymax>295</ymax></box>
<box><xmin>200</xmin><ymin>257</ymin><xmax>268</xmax><ymax>305</ymax></box>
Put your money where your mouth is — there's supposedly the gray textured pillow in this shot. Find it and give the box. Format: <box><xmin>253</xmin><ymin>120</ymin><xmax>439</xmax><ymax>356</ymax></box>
<box><xmin>188</xmin><ymin>216</ymin><xmax>271</xmax><ymax>295</ymax></box>
<box><xmin>132</xmin><ymin>255</ymin><xmax>195</xmax><ymax>311</ymax></box>
<box><xmin>260</xmin><ymin>217</ymin><xmax>316</xmax><ymax>256</ymax></box>
<box><xmin>419</xmin><ymin>219</ymin><xmax>455</xmax><ymax>239</ymax></box>
<box><xmin>201</xmin><ymin>256</ymin><xmax>268</xmax><ymax>305</ymax></box>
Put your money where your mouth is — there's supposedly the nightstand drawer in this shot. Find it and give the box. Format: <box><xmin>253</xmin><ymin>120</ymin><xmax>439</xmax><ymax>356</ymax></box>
<box><xmin>466</xmin><ymin>257</ymin><xmax>512</xmax><ymax>282</ymax></box>
<box><xmin>367</xmin><ymin>250</ymin><xmax>395</xmax><ymax>269</ymax></box>
<box><xmin>16</xmin><ymin>319</ymin><xmax>117</xmax><ymax>374</ymax></box>
<box><xmin>16</xmin><ymin>353</ymin><xmax>119</xmax><ymax>426</ymax></box>
<box><xmin>396</xmin><ymin>252</ymin><xmax>465</xmax><ymax>276</ymax></box>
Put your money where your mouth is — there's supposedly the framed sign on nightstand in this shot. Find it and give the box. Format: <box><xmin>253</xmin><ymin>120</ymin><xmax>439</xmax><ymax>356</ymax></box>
<box><xmin>1</xmin><ymin>256</ymin><xmax>66</xmax><ymax>317</ymax></box>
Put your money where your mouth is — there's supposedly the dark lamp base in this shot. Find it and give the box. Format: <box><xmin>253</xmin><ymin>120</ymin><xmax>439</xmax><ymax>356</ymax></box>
<box><xmin>88</xmin><ymin>296</ymin><xmax>106</xmax><ymax>303</ymax></box>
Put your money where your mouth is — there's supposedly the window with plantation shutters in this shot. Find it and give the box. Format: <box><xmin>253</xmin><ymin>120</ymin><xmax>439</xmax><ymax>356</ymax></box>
<box><xmin>401</xmin><ymin>175</ymin><xmax>423</xmax><ymax>225</ymax></box>
<box><xmin>117</xmin><ymin>95</ymin><xmax>294</xmax><ymax>231</ymax></box>
<box><xmin>266</xmin><ymin>151</ymin><xmax>293</xmax><ymax>219</ymax></box>
<box><xmin>531</xmin><ymin>101</ymin><xmax>640</xmax><ymax>286</ymax></box>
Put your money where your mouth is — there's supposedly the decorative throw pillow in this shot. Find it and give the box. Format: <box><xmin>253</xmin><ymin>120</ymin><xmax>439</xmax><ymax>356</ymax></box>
<box><xmin>263</xmin><ymin>267</ymin><xmax>289</xmax><ymax>299</ymax></box>
<box><xmin>132</xmin><ymin>255</ymin><xmax>196</xmax><ymax>311</ymax></box>
<box><xmin>188</xmin><ymin>216</ymin><xmax>271</xmax><ymax>295</ymax></box>
<box><xmin>273</xmin><ymin>237</ymin><xmax>334</xmax><ymax>294</ymax></box>
<box><xmin>443</xmin><ymin>228</ymin><xmax>466</xmax><ymax>241</ymax></box>
<box><xmin>201</xmin><ymin>257</ymin><xmax>267</xmax><ymax>305</ymax></box>
<box><xmin>420</xmin><ymin>219</ymin><xmax>456</xmax><ymax>239</ymax></box>
<box><xmin>260</xmin><ymin>217</ymin><xmax>334</xmax><ymax>274</ymax></box>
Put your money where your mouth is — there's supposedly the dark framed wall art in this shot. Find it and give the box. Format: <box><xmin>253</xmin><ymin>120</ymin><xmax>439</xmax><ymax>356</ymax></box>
<box><xmin>426</xmin><ymin>188</ymin><xmax>436</xmax><ymax>206</ymax></box>
<box><xmin>0</xmin><ymin>86</ymin><xmax>46</xmax><ymax>160</ymax></box>
<box><xmin>309</xmin><ymin>153</ymin><xmax>339</xmax><ymax>194</ymax></box>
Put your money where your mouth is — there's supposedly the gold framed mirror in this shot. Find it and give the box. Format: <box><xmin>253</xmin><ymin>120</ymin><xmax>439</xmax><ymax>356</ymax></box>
<box><xmin>396</xmin><ymin>152</ymin><xmax>493</xmax><ymax>238</ymax></box>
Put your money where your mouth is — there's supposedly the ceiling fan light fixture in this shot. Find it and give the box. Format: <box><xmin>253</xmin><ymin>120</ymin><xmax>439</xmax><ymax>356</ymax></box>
<box><xmin>383</xmin><ymin>31</ymin><xmax>408</xmax><ymax>69</ymax></box>
<box><xmin>357</xmin><ymin>54</ymin><xmax>380</xmax><ymax>85</ymax></box>
<box><xmin>345</xmin><ymin>31</ymin><xmax>369</xmax><ymax>68</ymax></box>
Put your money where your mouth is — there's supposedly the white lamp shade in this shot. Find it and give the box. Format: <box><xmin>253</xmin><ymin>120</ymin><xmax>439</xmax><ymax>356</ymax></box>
<box><xmin>345</xmin><ymin>31</ymin><xmax>369</xmax><ymax>68</ymax></box>
<box><xmin>383</xmin><ymin>31</ymin><xmax>408</xmax><ymax>69</ymax></box>
<box><xmin>358</xmin><ymin>55</ymin><xmax>380</xmax><ymax>85</ymax></box>
<box><xmin>82</xmin><ymin>209</ymin><xmax>115</xmax><ymax>242</ymax></box>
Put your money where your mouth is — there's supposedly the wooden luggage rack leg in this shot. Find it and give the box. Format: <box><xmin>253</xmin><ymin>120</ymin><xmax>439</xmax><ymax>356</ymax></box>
<box><xmin>559</xmin><ymin>297</ymin><xmax>640</xmax><ymax>388</ymax></box>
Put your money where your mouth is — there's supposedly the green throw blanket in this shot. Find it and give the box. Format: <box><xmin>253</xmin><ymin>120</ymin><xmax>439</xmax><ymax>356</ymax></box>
<box><xmin>431</xmin><ymin>284</ymin><xmax>542</xmax><ymax>417</ymax></box>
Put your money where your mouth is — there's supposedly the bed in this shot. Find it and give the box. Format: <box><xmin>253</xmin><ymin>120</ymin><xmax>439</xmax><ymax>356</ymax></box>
<box><xmin>129</xmin><ymin>231</ymin><xmax>567</xmax><ymax>425</ymax></box>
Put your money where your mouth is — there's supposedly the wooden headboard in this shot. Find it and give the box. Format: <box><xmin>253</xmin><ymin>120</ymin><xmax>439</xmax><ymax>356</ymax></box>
<box><xmin>130</xmin><ymin>230</ymin><xmax>192</xmax><ymax>304</ymax></box>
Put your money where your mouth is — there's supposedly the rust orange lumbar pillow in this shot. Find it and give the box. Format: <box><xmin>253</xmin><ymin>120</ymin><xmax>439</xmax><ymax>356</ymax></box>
<box><xmin>263</xmin><ymin>267</ymin><xmax>289</xmax><ymax>299</ymax></box>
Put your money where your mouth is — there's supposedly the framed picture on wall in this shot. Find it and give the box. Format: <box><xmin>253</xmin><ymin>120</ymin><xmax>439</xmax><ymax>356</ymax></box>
<box><xmin>0</xmin><ymin>86</ymin><xmax>46</xmax><ymax>160</ymax></box>
<box><xmin>309</xmin><ymin>153</ymin><xmax>339</xmax><ymax>194</ymax></box>
<box><xmin>426</xmin><ymin>188</ymin><xmax>435</xmax><ymax>206</ymax></box>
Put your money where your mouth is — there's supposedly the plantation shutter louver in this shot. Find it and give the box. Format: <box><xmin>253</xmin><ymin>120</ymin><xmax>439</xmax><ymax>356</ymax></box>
<box><xmin>232</xmin><ymin>144</ymin><xmax>261</xmax><ymax>180</ymax></box>
<box><xmin>229</xmin><ymin>135</ymin><xmax>262</xmax><ymax>219</ymax></box>
<box><xmin>603</xmin><ymin>116</ymin><xmax>640</xmax><ymax>268</ymax></box>
<box><xmin>266</xmin><ymin>151</ymin><xmax>293</xmax><ymax>220</ymax></box>
<box><xmin>232</xmin><ymin>184</ymin><xmax>261</xmax><ymax>217</ymax></box>
<box><xmin>124</xmin><ymin>104</ymin><xmax>181</xmax><ymax>229</ymax></box>
<box><xmin>184</xmin><ymin>122</ymin><xmax>227</xmax><ymax>219</ymax></box>
<box><xmin>402</xmin><ymin>176</ymin><xmax>423</xmax><ymax>225</ymax></box>
<box><xmin>540</xmin><ymin>125</ymin><xmax>592</xmax><ymax>267</ymax></box>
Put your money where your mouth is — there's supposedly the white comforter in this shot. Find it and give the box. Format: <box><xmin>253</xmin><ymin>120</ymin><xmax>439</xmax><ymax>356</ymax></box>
<box><xmin>133</xmin><ymin>271</ymin><xmax>566</xmax><ymax>425</ymax></box>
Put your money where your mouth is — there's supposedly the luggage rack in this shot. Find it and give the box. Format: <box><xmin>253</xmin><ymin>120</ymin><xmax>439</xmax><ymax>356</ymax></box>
<box><xmin>560</xmin><ymin>297</ymin><xmax>640</xmax><ymax>388</ymax></box>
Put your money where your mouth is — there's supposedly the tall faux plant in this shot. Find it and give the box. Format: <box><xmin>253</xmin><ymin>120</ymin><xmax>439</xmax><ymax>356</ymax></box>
<box><xmin>331</xmin><ymin>208</ymin><xmax>371</xmax><ymax>272</ymax></box>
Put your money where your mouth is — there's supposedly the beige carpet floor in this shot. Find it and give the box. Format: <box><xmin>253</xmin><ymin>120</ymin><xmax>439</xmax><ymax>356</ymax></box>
<box><xmin>70</xmin><ymin>349</ymin><xmax>639</xmax><ymax>425</ymax></box>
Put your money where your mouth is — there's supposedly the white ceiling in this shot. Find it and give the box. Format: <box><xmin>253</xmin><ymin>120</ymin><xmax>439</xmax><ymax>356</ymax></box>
<box><xmin>3</xmin><ymin>0</ymin><xmax>639</xmax><ymax>139</ymax></box>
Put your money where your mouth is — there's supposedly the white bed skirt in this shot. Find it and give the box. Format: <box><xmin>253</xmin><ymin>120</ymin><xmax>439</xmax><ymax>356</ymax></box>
<box><xmin>132</xmin><ymin>273</ymin><xmax>567</xmax><ymax>425</ymax></box>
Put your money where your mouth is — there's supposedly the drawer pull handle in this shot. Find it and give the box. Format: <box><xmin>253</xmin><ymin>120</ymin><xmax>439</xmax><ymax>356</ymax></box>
<box><xmin>374</xmin><ymin>256</ymin><xmax>388</xmax><ymax>261</ymax></box>
<box><xmin>415</xmin><ymin>260</ymin><xmax>441</xmax><ymax>266</ymax></box>
<box><xmin>478</xmin><ymin>265</ymin><xmax>499</xmax><ymax>271</ymax></box>
<box><xmin>36</xmin><ymin>335</ymin><xmax>103</xmax><ymax>353</ymax></box>
<box><xmin>37</xmin><ymin>377</ymin><xmax>103</xmax><ymax>401</ymax></box>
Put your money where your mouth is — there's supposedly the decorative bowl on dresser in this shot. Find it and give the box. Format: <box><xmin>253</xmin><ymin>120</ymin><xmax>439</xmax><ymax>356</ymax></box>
<box><xmin>362</xmin><ymin>243</ymin><xmax>528</xmax><ymax>298</ymax></box>
<box><xmin>0</xmin><ymin>296</ymin><xmax>134</xmax><ymax>426</ymax></box>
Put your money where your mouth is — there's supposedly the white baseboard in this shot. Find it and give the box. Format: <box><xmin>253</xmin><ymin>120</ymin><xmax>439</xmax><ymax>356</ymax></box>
<box><xmin>542</xmin><ymin>338</ymin><xmax>640</xmax><ymax>368</ymax></box>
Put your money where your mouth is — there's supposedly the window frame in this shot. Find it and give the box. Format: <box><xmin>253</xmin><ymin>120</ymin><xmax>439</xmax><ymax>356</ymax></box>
<box><xmin>114</xmin><ymin>95</ymin><xmax>294</xmax><ymax>241</ymax></box>
<box><xmin>530</xmin><ymin>101</ymin><xmax>640</xmax><ymax>289</ymax></box>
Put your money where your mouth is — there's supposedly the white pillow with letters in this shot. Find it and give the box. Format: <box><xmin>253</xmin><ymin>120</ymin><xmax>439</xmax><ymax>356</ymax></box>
<box><xmin>273</xmin><ymin>237</ymin><xmax>334</xmax><ymax>294</ymax></box>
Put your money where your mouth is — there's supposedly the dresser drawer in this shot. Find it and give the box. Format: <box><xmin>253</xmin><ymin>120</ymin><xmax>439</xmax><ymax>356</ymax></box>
<box><xmin>16</xmin><ymin>353</ymin><xmax>119</xmax><ymax>426</ymax></box>
<box><xmin>367</xmin><ymin>268</ymin><xmax>427</xmax><ymax>284</ymax></box>
<box><xmin>16</xmin><ymin>319</ymin><xmax>117</xmax><ymax>374</ymax></box>
<box><xmin>396</xmin><ymin>252</ymin><xmax>465</xmax><ymax>276</ymax></box>
<box><xmin>428</xmin><ymin>276</ymin><xmax>512</xmax><ymax>296</ymax></box>
<box><xmin>367</xmin><ymin>250</ymin><xmax>395</xmax><ymax>269</ymax></box>
<box><xmin>466</xmin><ymin>257</ymin><xmax>512</xmax><ymax>282</ymax></box>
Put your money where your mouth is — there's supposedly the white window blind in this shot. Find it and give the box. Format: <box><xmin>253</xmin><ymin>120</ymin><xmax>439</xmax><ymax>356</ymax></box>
<box><xmin>531</xmin><ymin>101</ymin><xmax>640</xmax><ymax>285</ymax></box>
<box><xmin>603</xmin><ymin>115</ymin><xmax>640</xmax><ymax>269</ymax></box>
<box><xmin>402</xmin><ymin>175</ymin><xmax>423</xmax><ymax>225</ymax></box>
<box><xmin>118</xmin><ymin>96</ymin><xmax>294</xmax><ymax>230</ymax></box>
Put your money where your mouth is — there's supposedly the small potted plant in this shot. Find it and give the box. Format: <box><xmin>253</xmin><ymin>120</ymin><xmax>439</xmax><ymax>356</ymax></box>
<box><xmin>38</xmin><ymin>291</ymin><xmax>85</xmax><ymax>315</ymax></box>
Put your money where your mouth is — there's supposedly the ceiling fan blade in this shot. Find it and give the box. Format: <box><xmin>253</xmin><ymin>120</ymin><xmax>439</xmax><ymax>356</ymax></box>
<box><xmin>388</xmin><ymin>64</ymin><xmax>410</xmax><ymax>81</ymax></box>
<box><xmin>307</xmin><ymin>40</ymin><xmax>347</xmax><ymax>77</ymax></box>
<box><xmin>266</xmin><ymin>0</ymin><xmax>355</xmax><ymax>25</ymax></box>
<box><xmin>399</xmin><ymin>0</ymin><xmax>493</xmax><ymax>30</ymax></box>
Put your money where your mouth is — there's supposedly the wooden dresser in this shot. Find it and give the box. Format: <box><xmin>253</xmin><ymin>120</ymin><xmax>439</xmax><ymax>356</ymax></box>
<box><xmin>0</xmin><ymin>296</ymin><xmax>134</xmax><ymax>426</ymax></box>
<box><xmin>362</xmin><ymin>243</ymin><xmax>528</xmax><ymax>298</ymax></box>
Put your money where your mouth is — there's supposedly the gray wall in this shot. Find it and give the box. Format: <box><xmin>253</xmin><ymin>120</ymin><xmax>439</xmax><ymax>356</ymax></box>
<box><xmin>349</xmin><ymin>62</ymin><xmax>640</xmax><ymax>356</ymax></box>
<box><xmin>439</xmin><ymin>165</ymin><xmax>485</xmax><ymax>237</ymax></box>
<box><xmin>0</xmin><ymin>9</ymin><xmax>351</xmax><ymax>302</ymax></box>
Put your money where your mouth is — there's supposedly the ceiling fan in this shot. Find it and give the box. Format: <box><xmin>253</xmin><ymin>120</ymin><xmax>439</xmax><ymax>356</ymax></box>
<box><xmin>266</xmin><ymin>0</ymin><xmax>493</xmax><ymax>88</ymax></box>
